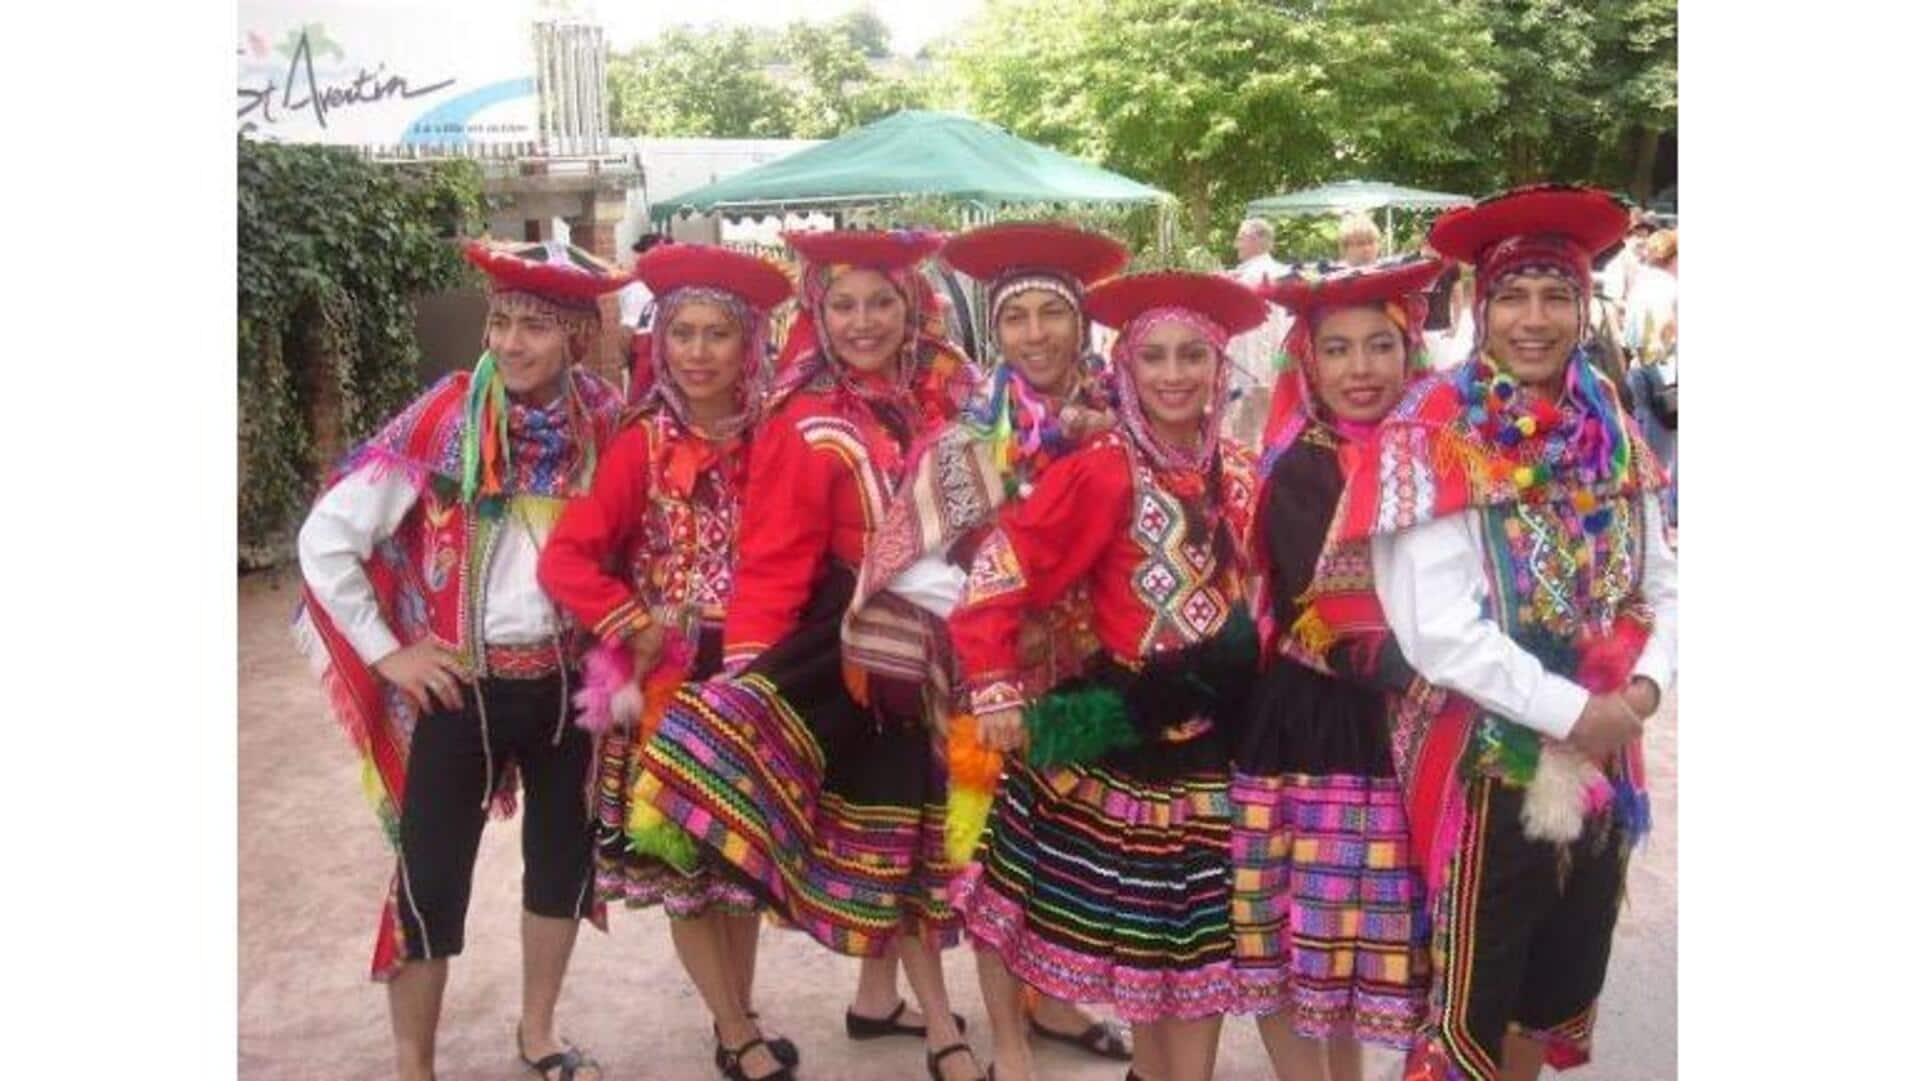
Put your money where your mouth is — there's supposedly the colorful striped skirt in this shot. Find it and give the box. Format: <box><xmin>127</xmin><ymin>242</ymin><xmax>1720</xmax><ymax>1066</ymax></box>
<box><xmin>633</xmin><ymin>568</ymin><xmax>959</xmax><ymax>957</ymax></box>
<box><xmin>590</xmin><ymin>720</ymin><xmax>759</xmax><ymax>918</ymax></box>
<box><xmin>954</xmin><ymin>746</ymin><xmax>1239</xmax><ymax>1024</ymax></box>
<box><xmin>1228</xmin><ymin>657</ymin><xmax>1429</xmax><ymax>1046</ymax></box>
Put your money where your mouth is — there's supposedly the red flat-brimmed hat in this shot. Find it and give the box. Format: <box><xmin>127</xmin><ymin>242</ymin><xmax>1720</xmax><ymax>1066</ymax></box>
<box><xmin>1256</xmin><ymin>256</ymin><xmax>1444</xmax><ymax>317</ymax></box>
<box><xmin>783</xmin><ymin>228</ymin><xmax>945</xmax><ymax>271</ymax></box>
<box><xmin>635</xmin><ymin>243</ymin><xmax>793</xmax><ymax>312</ymax></box>
<box><xmin>1428</xmin><ymin>184</ymin><xmax>1632</xmax><ymax>266</ymax></box>
<box><xmin>943</xmin><ymin>222</ymin><xmax>1130</xmax><ymax>289</ymax></box>
<box><xmin>463</xmin><ymin>240</ymin><xmax>631</xmax><ymax>310</ymax></box>
<box><xmin>1085</xmin><ymin>271</ymin><xmax>1269</xmax><ymax>336</ymax></box>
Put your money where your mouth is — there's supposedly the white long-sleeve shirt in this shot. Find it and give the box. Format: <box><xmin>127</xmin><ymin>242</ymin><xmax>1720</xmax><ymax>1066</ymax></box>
<box><xmin>887</xmin><ymin>546</ymin><xmax>969</xmax><ymax>619</ymax></box>
<box><xmin>296</xmin><ymin>466</ymin><xmax>560</xmax><ymax>666</ymax></box>
<box><xmin>1371</xmin><ymin>490</ymin><xmax>1678</xmax><ymax>739</ymax></box>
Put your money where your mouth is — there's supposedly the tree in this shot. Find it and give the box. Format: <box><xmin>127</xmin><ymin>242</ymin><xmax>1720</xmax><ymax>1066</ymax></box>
<box><xmin>954</xmin><ymin>0</ymin><xmax>1501</xmax><ymax>254</ymax></box>
<box><xmin>834</xmin><ymin>6</ymin><xmax>893</xmax><ymax>59</ymax></box>
<box><xmin>607</xmin><ymin>17</ymin><xmax>945</xmax><ymax>141</ymax></box>
<box><xmin>781</xmin><ymin>19</ymin><xmax>943</xmax><ymax>138</ymax></box>
<box><xmin>1588</xmin><ymin>0</ymin><xmax>1676</xmax><ymax>200</ymax></box>
<box><xmin>606</xmin><ymin>25</ymin><xmax>794</xmax><ymax>137</ymax></box>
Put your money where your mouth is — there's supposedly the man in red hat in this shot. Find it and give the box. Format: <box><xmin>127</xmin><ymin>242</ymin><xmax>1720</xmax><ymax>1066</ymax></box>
<box><xmin>1301</xmin><ymin>186</ymin><xmax>1678</xmax><ymax>1081</ymax></box>
<box><xmin>294</xmin><ymin>241</ymin><xmax>626</xmax><ymax>1081</ymax></box>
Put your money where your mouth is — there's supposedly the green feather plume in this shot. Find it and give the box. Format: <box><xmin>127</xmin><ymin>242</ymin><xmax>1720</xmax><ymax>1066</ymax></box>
<box><xmin>1025</xmin><ymin>684</ymin><xmax>1139</xmax><ymax>769</ymax></box>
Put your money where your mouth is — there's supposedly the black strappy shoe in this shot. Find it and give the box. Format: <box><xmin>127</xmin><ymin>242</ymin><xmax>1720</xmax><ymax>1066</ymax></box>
<box><xmin>717</xmin><ymin>1035</ymin><xmax>794</xmax><ymax>1081</ymax></box>
<box><xmin>927</xmin><ymin>1041</ymin><xmax>984</xmax><ymax>1081</ymax></box>
<box><xmin>714</xmin><ymin>1013</ymin><xmax>798</xmax><ymax>1069</ymax></box>
<box><xmin>514</xmin><ymin>1023</ymin><xmax>601</xmax><ymax>1081</ymax></box>
<box><xmin>846</xmin><ymin>999</ymin><xmax>970</xmax><ymax>1040</ymax></box>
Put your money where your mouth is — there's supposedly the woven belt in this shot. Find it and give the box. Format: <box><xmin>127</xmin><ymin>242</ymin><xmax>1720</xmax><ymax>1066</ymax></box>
<box><xmin>483</xmin><ymin>641</ymin><xmax>564</xmax><ymax>680</ymax></box>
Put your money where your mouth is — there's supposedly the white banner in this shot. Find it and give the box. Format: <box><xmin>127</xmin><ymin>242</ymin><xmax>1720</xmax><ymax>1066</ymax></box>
<box><xmin>237</xmin><ymin>2</ymin><xmax>538</xmax><ymax>147</ymax></box>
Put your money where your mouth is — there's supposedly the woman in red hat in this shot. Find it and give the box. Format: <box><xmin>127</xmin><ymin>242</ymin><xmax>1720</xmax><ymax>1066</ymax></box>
<box><xmin>632</xmin><ymin>230</ymin><xmax>984</xmax><ymax>1081</ymax></box>
<box><xmin>535</xmin><ymin>243</ymin><xmax>801</xmax><ymax>1078</ymax></box>
<box><xmin>948</xmin><ymin>271</ymin><xmax>1267</xmax><ymax>1081</ymax></box>
<box><xmin>1292</xmin><ymin>186</ymin><xmax>1676</xmax><ymax>1081</ymax></box>
<box><xmin>295</xmin><ymin>241</ymin><xmax>628</xmax><ymax>1081</ymax></box>
<box><xmin>1230</xmin><ymin>258</ymin><xmax>1445</xmax><ymax>1081</ymax></box>
<box><xmin>840</xmin><ymin>222</ymin><xmax>1137</xmax><ymax>1065</ymax></box>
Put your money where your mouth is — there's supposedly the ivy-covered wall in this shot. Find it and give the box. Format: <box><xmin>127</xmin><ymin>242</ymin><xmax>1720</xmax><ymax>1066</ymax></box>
<box><xmin>237</xmin><ymin>140</ymin><xmax>485</xmax><ymax>567</ymax></box>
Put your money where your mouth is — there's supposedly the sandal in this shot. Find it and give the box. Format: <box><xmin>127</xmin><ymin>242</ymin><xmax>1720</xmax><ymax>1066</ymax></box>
<box><xmin>1030</xmin><ymin>1015</ymin><xmax>1131</xmax><ymax>1062</ymax></box>
<box><xmin>717</xmin><ymin>1035</ymin><xmax>794</xmax><ymax>1081</ymax></box>
<box><xmin>714</xmin><ymin>1012</ymin><xmax>798</xmax><ymax>1069</ymax></box>
<box><xmin>926</xmin><ymin>1041</ymin><xmax>984</xmax><ymax>1081</ymax></box>
<box><xmin>846</xmin><ymin>999</ymin><xmax>969</xmax><ymax>1040</ymax></box>
<box><xmin>515</xmin><ymin>1023</ymin><xmax>602</xmax><ymax>1081</ymax></box>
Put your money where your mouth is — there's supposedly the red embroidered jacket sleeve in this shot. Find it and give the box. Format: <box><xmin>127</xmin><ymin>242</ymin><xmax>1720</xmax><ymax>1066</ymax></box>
<box><xmin>950</xmin><ymin>441</ymin><xmax>1133</xmax><ymax>715</ymax></box>
<box><xmin>538</xmin><ymin>422</ymin><xmax>654</xmax><ymax>642</ymax></box>
<box><xmin>722</xmin><ymin>406</ymin><xmax>834</xmax><ymax>667</ymax></box>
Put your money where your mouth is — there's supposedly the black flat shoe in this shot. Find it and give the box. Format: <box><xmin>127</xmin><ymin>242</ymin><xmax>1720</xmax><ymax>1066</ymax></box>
<box><xmin>714</xmin><ymin>1015</ymin><xmax>798</xmax><ymax>1068</ymax></box>
<box><xmin>1029</xmin><ymin>1014</ymin><xmax>1132</xmax><ymax>1061</ymax></box>
<box><xmin>716</xmin><ymin>1036</ymin><xmax>794</xmax><ymax>1081</ymax></box>
<box><xmin>927</xmin><ymin>1040</ymin><xmax>984</xmax><ymax>1081</ymax></box>
<box><xmin>846</xmin><ymin>1000</ymin><xmax>969</xmax><ymax>1040</ymax></box>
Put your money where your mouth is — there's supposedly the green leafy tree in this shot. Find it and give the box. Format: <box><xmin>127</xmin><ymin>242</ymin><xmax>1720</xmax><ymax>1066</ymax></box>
<box><xmin>834</xmin><ymin>7</ymin><xmax>893</xmax><ymax>58</ymax></box>
<box><xmin>1589</xmin><ymin>0</ymin><xmax>1676</xmax><ymax>199</ymax></box>
<box><xmin>954</xmin><ymin>0</ymin><xmax>1501</xmax><ymax>254</ymax></box>
<box><xmin>781</xmin><ymin>19</ymin><xmax>943</xmax><ymax>137</ymax></box>
<box><xmin>606</xmin><ymin>26</ymin><xmax>795</xmax><ymax>137</ymax></box>
<box><xmin>1452</xmin><ymin>0</ymin><xmax>1675</xmax><ymax>200</ymax></box>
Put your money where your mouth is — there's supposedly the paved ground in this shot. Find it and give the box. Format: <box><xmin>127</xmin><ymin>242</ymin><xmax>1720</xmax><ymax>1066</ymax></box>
<box><xmin>239</xmin><ymin>568</ymin><xmax>1676</xmax><ymax>1080</ymax></box>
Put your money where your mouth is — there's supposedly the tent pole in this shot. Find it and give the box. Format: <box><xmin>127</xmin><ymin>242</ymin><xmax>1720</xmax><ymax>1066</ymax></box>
<box><xmin>1386</xmin><ymin>206</ymin><xmax>1395</xmax><ymax>255</ymax></box>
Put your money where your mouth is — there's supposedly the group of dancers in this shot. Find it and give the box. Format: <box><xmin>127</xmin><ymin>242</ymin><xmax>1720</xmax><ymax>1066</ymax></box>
<box><xmin>294</xmin><ymin>182</ymin><xmax>1678</xmax><ymax>1081</ymax></box>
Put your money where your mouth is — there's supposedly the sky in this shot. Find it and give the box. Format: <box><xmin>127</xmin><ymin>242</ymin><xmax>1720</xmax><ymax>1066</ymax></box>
<box><xmin>580</xmin><ymin>0</ymin><xmax>987</xmax><ymax>55</ymax></box>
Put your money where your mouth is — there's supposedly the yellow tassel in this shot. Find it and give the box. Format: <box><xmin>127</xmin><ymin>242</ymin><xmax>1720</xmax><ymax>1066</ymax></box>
<box><xmin>944</xmin><ymin>786</ymin><xmax>993</xmax><ymax>866</ymax></box>
<box><xmin>1438</xmin><ymin>426</ymin><xmax>1495</xmax><ymax>491</ymax></box>
<box><xmin>508</xmin><ymin>495</ymin><xmax>567</xmax><ymax>535</ymax></box>
<box><xmin>1289</xmin><ymin>605</ymin><xmax>1336</xmax><ymax>659</ymax></box>
<box><xmin>359</xmin><ymin>756</ymin><xmax>387</xmax><ymax>811</ymax></box>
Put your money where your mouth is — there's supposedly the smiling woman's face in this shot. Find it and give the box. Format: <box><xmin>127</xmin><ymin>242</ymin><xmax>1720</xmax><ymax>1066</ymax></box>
<box><xmin>1310</xmin><ymin>305</ymin><xmax>1408</xmax><ymax>423</ymax></box>
<box><xmin>1130</xmin><ymin>320</ymin><xmax>1218</xmax><ymax>433</ymax></box>
<box><xmin>821</xmin><ymin>269</ymin><xmax>908</xmax><ymax>375</ymax></box>
<box><xmin>661</xmin><ymin>299</ymin><xmax>745</xmax><ymax>409</ymax></box>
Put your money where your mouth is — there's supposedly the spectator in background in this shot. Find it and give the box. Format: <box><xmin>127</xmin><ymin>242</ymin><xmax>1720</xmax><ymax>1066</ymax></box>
<box><xmin>1626</xmin><ymin>229</ymin><xmax>1678</xmax><ymax>525</ymax></box>
<box><xmin>1226</xmin><ymin>217</ymin><xmax>1295</xmax><ymax>446</ymax></box>
<box><xmin>618</xmin><ymin>233</ymin><xmax>672</xmax><ymax>330</ymax></box>
<box><xmin>1337</xmin><ymin>212</ymin><xmax>1382</xmax><ymax>267</ymax></box>
<box><xmin>1419</xmin><ymin>241</ymin><xmax>1466</xmax><ymax>367</ymax></box>
<box><xmin>1596</xmin><ymin>211</ymin><xmax>1657</xmax><ymax>309</ymax></box>
<box><xmin>1232</xmin><ymin>217</ymin><xmax>1290</xmax><ymax>285</ymax></box>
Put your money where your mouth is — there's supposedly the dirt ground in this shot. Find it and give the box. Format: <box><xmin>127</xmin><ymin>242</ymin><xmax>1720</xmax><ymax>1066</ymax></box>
<box><xmin>238</xmin><ymin>568</ymin><xmax>1676</xmax><ymax>1080</ymax></box>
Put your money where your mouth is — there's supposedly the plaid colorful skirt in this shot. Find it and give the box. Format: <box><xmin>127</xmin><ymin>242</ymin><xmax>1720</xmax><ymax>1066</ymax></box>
<box><xmin>632</xmin><ymin>567</ymin><xmax>959</xmax><ymax>957</ymax></box>
<box><xmin>955</xmin><ymin>744</ymin><xmax>1239</xmax><ymax>1023</ymax></box>
<box><xmin>1229</xmin><ymin>658</ymin><xmax>1429</xmax><ymax>1046</ymax></box>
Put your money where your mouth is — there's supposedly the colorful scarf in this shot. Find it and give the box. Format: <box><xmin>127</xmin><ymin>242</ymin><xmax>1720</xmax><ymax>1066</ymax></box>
<box><xmin>457</xmin><ymin>355</ymin><xmax>621</xmax><ymax>505</ymax></box>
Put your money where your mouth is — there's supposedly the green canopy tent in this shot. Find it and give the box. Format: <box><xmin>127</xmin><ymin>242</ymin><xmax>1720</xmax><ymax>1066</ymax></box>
<box><xmin>648</xmin><ymin>109</ymin><xmax>1171</xmax><ymax>222</ymax></box>
<box><xmin>1246</xmin><ymin>179</ymin><xmax>1473</xmax><ymax>253</ymax></box>
<box><xmin>649</xmin><ymin>110</ymin><xmax>1172</xmax><ymax>353</ymax></box>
